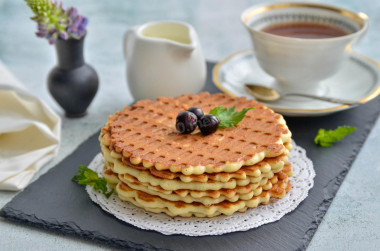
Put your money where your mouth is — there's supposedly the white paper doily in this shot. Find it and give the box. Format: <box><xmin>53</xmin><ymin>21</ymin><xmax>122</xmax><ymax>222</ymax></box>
<box><xmin>86</xmin><ymin>140</ymin><xmax>315</xmax><ymax>236</ymax></box>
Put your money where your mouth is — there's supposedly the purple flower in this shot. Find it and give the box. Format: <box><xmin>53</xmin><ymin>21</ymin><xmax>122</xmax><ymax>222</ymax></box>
<box><xmin>59</xmin><ymin>32</ymin><xmax>68</xmax><ymax>40</ymax></box>
<box><xmin>35</xmin><ymin>31</ymin><xmax>45</xmax><ymax>38</ymax></box>
<box><xmin>26</xmin><ymin>0</ymin><xmax>88</xmax><ymax>44</ymax></box>
<box><xmin>67</xmin><ymin>7</ymin><xmax>78</xmax><ymax>19</ymax></box>
<box><xmin>47</xmin><ymin>29</ymin><xmax>59</xmax><ymax>44</ymax></box>
<box><xmin>66</xmin><ymin>10</ymin><xmax>88</xmax><ymax>39</ymax></box>
<box><xmin>48</xmin><ymin>37</ymin><xmax>57</xmax><ymax>44</ymax></box>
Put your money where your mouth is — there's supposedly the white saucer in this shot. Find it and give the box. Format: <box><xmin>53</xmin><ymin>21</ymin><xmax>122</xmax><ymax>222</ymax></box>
<box><xmin>213</xmin><ymin>50</ymin><xmax>380</xmax><ymax>116</ymax></box>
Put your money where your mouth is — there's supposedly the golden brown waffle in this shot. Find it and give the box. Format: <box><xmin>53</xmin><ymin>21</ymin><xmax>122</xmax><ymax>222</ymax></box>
<box><xmin>114</xmin><ymin>171</ymin><xmax>292</xmax><ymax>217</ymax></box>
<box><xmin>105</xmin><ymin>159</ymin><xmax>275</xmax><ymax>191</ymax></box>
<box><xmin>101</xmin><ymin>143</ymin><xmax>290</xmax><ymax>182</ymax></box>
<box><xmin>100</xmin><ymin>92</ymin><xmax>292</xmax><ymax>175</ymax></box>
<box><xmin>104</xmin><ymin>164</ymin><xmax>263</xmax><ymax>199</ymax></box>
<box><xmin>103</xmin><ymin>163</ymin><xmax>293</xmax><ymax>207</ymax></box>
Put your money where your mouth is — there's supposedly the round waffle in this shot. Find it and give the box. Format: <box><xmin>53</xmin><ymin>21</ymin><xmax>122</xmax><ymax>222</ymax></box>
<box><xmin>105</xmin><ymin>159</ymin><xmax>276</xmax><ymax>191</ymax></box>
<box><xmin>101</xmin><ymin>143</ymin><xmax>290</xmax><ymax>182</ymax></box>
<box><xmin>100</xmin><ymin>92</ymin><xmax>292</xmax><ymax>175</ymax></box>
<box><xmin>114</xmin><ymin>171</ymin><xmax>292</xmax><ymax>217</ymax></box>
<box><xmin>105</xmin><ymin>164</ymin><xmax>292</xmax><ymax>206</ymax></box>
<box><xmin>104</xmin><ymin>157</ymin><xmax>292</xmax><ymax>202</ymax></box>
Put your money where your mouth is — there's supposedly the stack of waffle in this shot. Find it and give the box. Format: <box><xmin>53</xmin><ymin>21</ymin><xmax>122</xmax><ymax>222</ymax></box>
<box><xmin>100</xmin><ymin>92</ymin><xmax>293</xmax><ymax>217</ymax></box>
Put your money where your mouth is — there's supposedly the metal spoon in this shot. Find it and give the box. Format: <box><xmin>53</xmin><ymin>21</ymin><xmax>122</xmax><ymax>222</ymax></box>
<box><xmin>244</xmin><ymin>84</ymin><xmax>360</xmax><ymax>105</ymax></box>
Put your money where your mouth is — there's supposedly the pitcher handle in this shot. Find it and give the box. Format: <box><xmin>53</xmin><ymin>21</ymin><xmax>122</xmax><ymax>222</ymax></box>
<box><xmin>123</xmin><ymin>29</ymin><xmax>133</xmax><ymax>59</ymax></box>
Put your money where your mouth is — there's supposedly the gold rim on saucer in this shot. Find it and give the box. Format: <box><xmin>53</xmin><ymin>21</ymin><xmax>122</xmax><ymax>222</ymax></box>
<box><xmin>212</xmin><ymin>49</ymin><xmax>380</xmax><ymax>114</ymax></box>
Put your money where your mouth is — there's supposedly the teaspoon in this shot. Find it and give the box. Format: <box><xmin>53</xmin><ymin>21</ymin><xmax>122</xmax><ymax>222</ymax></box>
<box><xmin>244</xmin><ymin>84</ymin><xmax>360</xmax><ymax>105</ymax></box>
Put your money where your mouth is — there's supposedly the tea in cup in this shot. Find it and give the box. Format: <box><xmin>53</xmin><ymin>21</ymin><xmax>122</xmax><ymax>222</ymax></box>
<box><xmin>241</xmin><ymin>2</ymin><xmax>368</xmax><ymax>95</ymax></box>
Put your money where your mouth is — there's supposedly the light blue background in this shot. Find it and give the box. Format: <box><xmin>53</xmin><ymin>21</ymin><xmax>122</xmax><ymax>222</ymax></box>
<box><xmin>0</xmin><ymin>0</ymin><xmax>379</xmax><ymax>250</ymax></box>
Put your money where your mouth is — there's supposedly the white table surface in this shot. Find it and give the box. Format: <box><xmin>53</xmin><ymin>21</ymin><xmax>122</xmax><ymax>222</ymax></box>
<box><xmin>0</xmin><ymin>0</ymin><xmax>379</xmax><ymax>250</ymax></box>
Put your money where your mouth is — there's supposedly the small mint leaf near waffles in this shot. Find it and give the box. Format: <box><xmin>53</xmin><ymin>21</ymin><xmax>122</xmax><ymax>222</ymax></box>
<box><xmin>187</xmin><ymin>107</ymin><xmax>204</xmax><ymax>120</ymax></box>
<box><xmin>72</xmin><ymin>165</ymin><xmax>114</xmax><ymax>198</ymax></box>
<box><xmin>209</xmin><ymin>106</ymin><xmax>255</xmax><ymax>128</ymax></box>
<box><xmin>176</xmin><ymin>111</ymin><xmax>198</xmax><ymax>134</ymax></box>
<box><xmin>198</xmin><ymin>114</ymin><xmax>220</xmax><ymax>135</ymax></box>
<box><xmin>314</xmin><ymin>126</ymin><xmax>357</xmax><ymax>147</ymax></box>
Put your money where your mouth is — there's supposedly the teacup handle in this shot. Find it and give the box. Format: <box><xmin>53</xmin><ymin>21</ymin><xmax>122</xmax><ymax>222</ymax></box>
<box><xmin>351</xmin><ymin>16</ymin><xmax>369</xmax><ymax>47</ymax></box>
<box><xmin>355</xmin><ymin>28</ymin><xmax>368</xmax><ymax>46</ymax></box>
<box><xmin>346</xmin><ymin>26</ymin><xmax>368</xmax><ymax>52</ymax></box>
<box><xmin>123</xmin><ymin>29</ymin><xmax>134</xmax><ymax>59</ymax></box>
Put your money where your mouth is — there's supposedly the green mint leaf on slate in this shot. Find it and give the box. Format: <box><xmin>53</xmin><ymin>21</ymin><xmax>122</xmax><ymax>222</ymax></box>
<box><xmin>314</xmin><ymin>126</ymin><xmax>356</xmax><ymax>147</ymax></box>
<box><xmin>209</xmin><ymin>105</ymin><xmax>254</xmax><ymax>128</ymax></box>
<box><xmin>72</xmin><ymin>165</ymin><xmax>114</xmax><ymax>198</ymax></box>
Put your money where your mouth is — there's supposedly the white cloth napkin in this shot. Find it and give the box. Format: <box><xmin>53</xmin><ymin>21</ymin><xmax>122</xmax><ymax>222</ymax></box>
<box><xmin>0</xmin><ymin>61</ymin><xmax>61</xmax><ymax>191</ymax></box>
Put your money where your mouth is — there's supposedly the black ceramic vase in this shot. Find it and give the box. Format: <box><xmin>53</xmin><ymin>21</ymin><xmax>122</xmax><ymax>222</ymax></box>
<box><xmin>48</xmin><ymin>35</ymin><xmax>98</xmax><ymax>117</ymax></box>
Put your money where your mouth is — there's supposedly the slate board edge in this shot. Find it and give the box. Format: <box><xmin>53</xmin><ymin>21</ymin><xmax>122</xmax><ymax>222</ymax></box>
<box><xmin>0</xmin><ymin>133</ymin><xmax>169</xmax><ymax>251</ymax></box>
<box><xmin>0</xmin><ymin>206</ymin><xmax>169</xmax><ymax>251</ymax></box>
<box><xmin>300</xmin><ymin>111</ymin><xmax>380</xmax><ymax>249</ymax></box>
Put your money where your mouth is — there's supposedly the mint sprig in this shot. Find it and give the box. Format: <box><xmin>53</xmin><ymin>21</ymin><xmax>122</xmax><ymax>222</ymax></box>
<box><xmin>72</xmin><ymin>165</ymin><xmax>114</xmax><ymax>198</ymax></box>
<box><xmin>209</xmin><ymin>106</ymin><xmax>254</xmax><ymax>128</ymax></box>
<box><xmin>314</xmin><ymin>126</ymin><xmax>356</xmax><ymax>147</ymax></box>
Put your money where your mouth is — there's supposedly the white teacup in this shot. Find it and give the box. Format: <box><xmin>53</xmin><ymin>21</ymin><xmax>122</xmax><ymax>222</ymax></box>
<box><xmin>241</xmin><ymin>2</ymin><xmax>368</xmax><ymax>95</ymax></box>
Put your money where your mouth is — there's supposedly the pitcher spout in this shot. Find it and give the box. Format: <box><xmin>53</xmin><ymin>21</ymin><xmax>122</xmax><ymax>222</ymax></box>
<box><xmin>139</xmin><ymin>21</ymin><xmax>197</xmax><ymax>53</ymax></box>
<box><xmin>177</xmin><ymin>40</ymin><xmax>196</xmax><ymax>54</ymax></box>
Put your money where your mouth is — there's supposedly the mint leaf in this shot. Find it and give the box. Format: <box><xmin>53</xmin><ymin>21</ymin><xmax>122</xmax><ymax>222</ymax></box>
<box><xmin>314</xmin><ymin>126</ymin><xmax>356</xmax><ymax>147</ymax></box>
<box><xmin>209</xmin><ymin>106</ymin><xmax>254</xmax><ymax>128</ymax></box>
<box><xmin>72</xmin><ymin>165</ymin><xmax>114</xmax><ymax>198</ymax></box>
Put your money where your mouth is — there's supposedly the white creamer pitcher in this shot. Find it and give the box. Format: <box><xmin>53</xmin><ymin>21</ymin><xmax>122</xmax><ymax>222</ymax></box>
<box><xmin>124</xmin><ymin>21</ymin><xmax>207</xmax><ymax>100</ymax></box>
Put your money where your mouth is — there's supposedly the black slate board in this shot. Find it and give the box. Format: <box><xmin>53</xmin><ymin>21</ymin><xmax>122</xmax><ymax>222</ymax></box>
<box><xmin>2</xmin><ymin>62</ymin><xmax>380</xmax><ymax>250</ymax></box>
